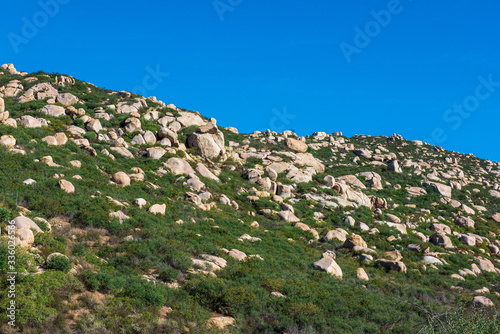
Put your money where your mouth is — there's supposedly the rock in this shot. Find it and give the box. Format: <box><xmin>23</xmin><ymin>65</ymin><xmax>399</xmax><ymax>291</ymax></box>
<box><xmin>198</xmin><ymin>122</ymin><xmax>218</xmax><ymax>134</ymax></box>
<box><xmin>429</xmin><ymin>232</ymin><xmax>453</xmax><ymax>248</ymax></box>
<box><xmin>423</xmin><ymin>256</ymin><xmax>443</xmax><ymax>265</ymax></box>
<box><xmin>23</xmin><ymin>179</ymin><xmax>36</xmax><ymax>185</ymax></box>
<box><xmin>42</xmin><ymin>136</ymin><xmax>58</xmax><ymax>146</ymax></box>
<box><xmin>228</xmin><ymin>249</ymin><xmax>247</xmax><ymax>261</ymax></box>
<box><xmin>491</xmin><ymin>213</ymin><xmax>500</xmax><ymax>223</ymax></box>
<box><xmin>111</xmin><ymin>172</ymin><xmax>131</xmax><ymax>186</ymax></box>
<box><xmin>430</xmin><ymin>224</ymin><xmax>451</xmax><ymax>235</ymax></box>
<box><xmin>322</xmin><ymin>229</ymin><xmax>347</xmax><ymax>243</ymax></box>
<box><xmin>285</xmin><ymin>138</ymin><xmax>308</xmax><ymax>153</ymax></box>
<box><xmin>21</xmin><ymin>115</ymin><xmax>46</xmax><ymax>128</ymax></box>
<box><xmin>0</xmin><ymin>135</ymin><xmax>16</xmax><ymax>148</ymax></box>
<box><xmin>356</xmin><ymin>268</ymin><xmax>369</xmax><ymax>281</ymax></box>
<box><xmin>12</xmin><ymin>216</ymin><xmax>43</xmax><ymax>232</ymax></box>
<box><xmin>277</xmin><ymin>211</ymin><xmax>300</xmax><ymax>223</ymax></box>
<box><xmin>15</xmin><ymin>228</ymin><xmax>35</xmax><ymax>248</ymax></box>
<box><xmin>343</xmin><ymin>234</ymin><xmax>367</xmax><ymax>249</ymax></box>
<box><xmin>477</xmin><ymin>258</ymin><xmax>496</xmax><ymax>273</ymax></box>
<box><xmin>455</xmin><ymin>216</ymin><xmax>475</xmax><ymax>228</ymax></box>
<box><xmin>407</xmin><ymin>186</ymin><xmax>427</xmax><ymax>196</ymax></box>
<box><xmin>196</xmin><ymin>163</ymin><xmax>220</xmax><ymax>181</ymax></box>
<box><xmin>425</xmin><ymin>182</ymin><xmax>452</xmax><ymax>198</ymax></box>
<box><xmin>41</xmin><ymin>105</ymin><xmax>66</xmax><ymax>117</ymax></box>
<box><xmin>208</xmin><ymin>316</ymin><xmax>235</xmax><ymax>329</ymax></box>
<box><xmin>131</xmin><ymin>134</ymin><xmax>146</xmax><ymax>145</ymax></box>
<box><xmin>187</xmin><ymin>131</ymin><xmax>225</xmax><ymax>159</ymax></box>
<box><xmin>321</xmin><ymin>250</ymin><xmax>336</xmax><ymax>260</ymax></box>
<box><xmin>376</xmin><ymin>259</ymin><xmax>407</xmax><ymax>273</ymax></box>
<box><xmin>387</xmin><ymin>160</ymin><xmax>402</xmax><ymax>173</ymax></box>
<box><xmin>58</xmin><ymin>180</ymin><xmax>75</xmax><ymax>193</ymax></box>
<box><xmin>149</xmin><ymin>204</ymin><xmax>166</xmax><ymax>215</ymax></box>
<box><xmin>177</xmin><ymin>112</ymin><xmax>205</xmax><ymax>127</ymax></box>
<box><xmin>158</xmin><ymin>128</ymin><xmax>179</xmax><ymax>147</ymax></box>
<box><xmin>471</xmin><ymin>296</ymin><xmax>495</xmax><ymax>307</ymax></box>
<box><xmin>124</xmin><ymin>117</ymin><xmax>142</xmax><ymax>133</ymax></box>
<box><xmin>86</xmin><ymin>119</ymin><xmax>102</xmax><ymax>133</ymax></box>
<box><xmin>56</xmin><ymin>93</ymin><xmax>78</xmax><ymax>106</ymax></box>
<box><xmin>133</xmin><ymin>198</ymin><xmax>147</xmax><ymax>208</ymax></box>
<box><xmin>163</xmin><ymin>158</ymin><xmax>195</xmax><ymax>175</ymax></box>
<box><xmin>384</xmin><ymin>213</ymin><xmax>401</xmax><ymax>224</ymax></box>
<box><xmin>187</xmin><ymin>178</ymin><xmax>205</xmax><ymax>192</ymax></box>
<box><xmin>146</xmin><ymin>147</ymin><xmax>166</xmax><ymax>160</ymax></box>
<box><xmin>313</xmin><ymin>258</ymin><xmax>343</xmax><ymax>278</ymax></box>
<box><xmin>324</xmin><ymin>175</ymin><xmax>335</xmax><ymax>188</ymax></box>
<box><xmin>489</xmin><ymin>190</ymin><xmax>500</xmax><ymax>198</ymax></box>
<box><xmin>0</xmin><ymin>97</ymin><xmax>4</xmax><ymax>112</ymax></box>
<box><xmin>110</xmin><ymin>147</ymin><xmax>134</xmax><ymax>158</ymax></box>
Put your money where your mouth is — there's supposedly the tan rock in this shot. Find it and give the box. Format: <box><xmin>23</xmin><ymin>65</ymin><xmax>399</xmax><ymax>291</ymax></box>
<box><xmin>471</xmin><ymin>296</ymin><xmax>495</xmax><ymax>307</ymax></box>
<box><xmin>163</xmin><ymin>158</ymin><xmax>195</xmax><ymax>175</ymax></box>
<box><xmin>343</xmin><ymin>234</ymin><xmax>367</xmax><ymax>249</ymax></box>
<box><xmin>228</xmin><ymin>249</ymin><xmax>247</xmax><ymax>261</ymax></box>
<box><xmin>356</xmin><ymin>268</ymin><xmax>369</xmax><ymax>281</ymax></box>
<box><xmin>111</xmin><ymin>172</ymin><xmax>131</xmax><ymax>187</ymax></box>
<box><xmin>312</xmin><ymin>258</ymin><xmax>343</xmax><ymax>278</ymax></box>
<box><xmin>149</xmin><ymin>204</ymin><xmax>166</xmax><ymax>215</ymax></box>
<box><xmin>285</xmin><ymin>138</ymin><xmax>308</xmax><ymax>153</ymax></box>
<box><xmin>376</xmin><ymin>259</ymin><xmax>407</xmax><ymax>273</ymax></box>
<box><xmin>0</xmin><ymin>135</ymin><xmax>16</xmax><ymax>148</ymax></box>
<box><xmin>58</xmin><ymin>180</ymin><xmax>75</xmax><ymax>193</ymax></box>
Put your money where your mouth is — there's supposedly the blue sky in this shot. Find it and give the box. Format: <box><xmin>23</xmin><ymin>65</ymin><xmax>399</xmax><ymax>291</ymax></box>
<box><xmin>2</xmin><ymin>0</ymin><xmax>500</xmax><ymax>161</ymax></box>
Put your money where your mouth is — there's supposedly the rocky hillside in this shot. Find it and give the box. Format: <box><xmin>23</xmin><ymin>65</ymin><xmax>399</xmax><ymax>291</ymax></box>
<box><xmin>0</xmin><ymin>63</ymin><xmax>500</xmax><ymax>334</ymax></box>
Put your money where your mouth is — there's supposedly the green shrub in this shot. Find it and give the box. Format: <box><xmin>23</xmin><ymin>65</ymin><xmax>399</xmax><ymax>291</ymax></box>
<box><xmin>46</xmin><ymin>254</ymin><xmax>72</xmax><ymax>272</ymax></box>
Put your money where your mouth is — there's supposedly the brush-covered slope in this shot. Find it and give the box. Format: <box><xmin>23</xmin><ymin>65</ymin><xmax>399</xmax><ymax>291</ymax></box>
<box><xmin>0</xmin><ymin>63</ymin><xmax>500</xmax><ymax>334</ymax></box>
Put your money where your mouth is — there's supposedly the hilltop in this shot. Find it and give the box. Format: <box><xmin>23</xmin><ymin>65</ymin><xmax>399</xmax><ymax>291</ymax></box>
<box><xmin>0</xmin><ymin>63</ymin><xmax>500</xmax><ymax>333</ymax></box>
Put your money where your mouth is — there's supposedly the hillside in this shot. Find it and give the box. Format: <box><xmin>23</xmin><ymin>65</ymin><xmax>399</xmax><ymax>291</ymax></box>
<box><xmin>0</xmin><ymin>63</ymin><xmax>500</xmax><ymax>334</ymax></box>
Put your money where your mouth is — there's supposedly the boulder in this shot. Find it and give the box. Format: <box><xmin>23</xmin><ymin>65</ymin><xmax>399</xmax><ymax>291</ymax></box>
<box><xmin>124</xmin><ymin>117</ymin><xmax>142</xmax><ymax>133</ymax></box>
<box><xmin>146</xmin><ymin>147</ymin><xmax>166</xmax><ymax>160</ymax></box>
<box><xmin>56</xmin><ymin>93</ymin><xmax>78</xmax><ymax>106</ymax></box>
<box><xmin>477</xmin><ymin>258</ymin><xmax>496</xmax><ymax>273</ymax></box>
<box><xmin>430</xmin><ymin>224</ymin><xmax>451</xmax><ymax>235</ymax></box>
<box><xmin>12</xmin><ymin>216</ymin><xmax>43</xmax><ymax>232</ymax></box>
<box><xmin>425</xmin><ymin>182</ymin><xmax>452</xmax><ymax>198</ymax></box>
<box><xmin>15</xmin><ymin>228</ymin><xmax>35</xmax><ymax>248</ymax></box>
<box><xmin>356</xmin><ymin>268</ymin><xmax>369</xmax><ymax>281</ymax></box>
<box><xmin>0</xmin><ymin>97</ymin><xmax>4</xmax><ymax>112</ymax></box>
<box><xmin>322</xmin><ymin>229</ymin><xmax>347</xmax><ymax>243</ymax></box>
<box><xmin>163</xmin><ymin>158</ymin><xmax>195</xmax><ymax>175</ymax></box>
<box><xmin>228</xmin><ymin>249</ymin><xmax>247</xmax><ymax>261</ymax></box>
<box><xmin>21</xmin><ymin>115</ymin><xmax>45</xmax><ymax>128</ymax></box>
<box><xmin>133</xmin><ymin>198</ymin><xmax>147</xmax><ymax>208</ymax></box>
<box><xmin>149</xmin><ymin>204</ymin><xmax>166</xmax><ymax>215</ymax></box>
<box><xmin>471</xmin><ymin>296</ymin><xmax>495</xmax><ymax>307</ymax></box>
<box><xmin>41</xmin><ymin>105</ymin><xmax>66</xmax><ymax>117</ymax></box>
<box><xmin>343</xmin><ymin>234</ymin><xmax>367</xmax><ymax>249</ymax></box>
<box><xmin>0</xmin><ymin>135</ymin><xmax>16</xmax><ymax>148</ymax></box>
<box><xmin>491</xmin><ymin>213</ymin><xmax>500</xmax><ymax>223</ymax></box>
<box><xmin>312</xmin><ymin>258</ymin><xmax>343</xmax><ymax>278</ymax></box>
<box><xmin>376</xmin><ymin>259</ymin><xmax>407</xmax><ymax>273</ymax></box>
<box><xmin>111</xmin><ymin>172</ymin><xmax>131</xmax><ymax>186</ymax></box>
<box><xmin>176</xmin><ymin>112</ymin><xmax>205</xmax><ymax>127</ymax></box>
<box><xmin>187</xmin><ymin>131</ymin><xmax>225</xmax><ymax>159</ymax></box>
<box><xmin>277</xmin><ymin>211</ymin><xmax>300</xmax><ymax>223</ymax></box>
<box><xmin>429</xmin><ymin>232</ymin><xmax>453</xmax><ymax>248</ymax></box>
<box><xmin>387</xmin><ymin>160</ymin><xmax>402</xmax><ymax>173</ymax></box>
<box><xmin>86</xmin><ymin>119</ymin><xmax>102</xmax><ymax>133</ymax></box>
<box><xmin>454</xmin><ymin>216</ymin><xmax>475</xmax><ymax>228</ymax></box>
<box><xmin>285</xmin><ymin>138</ymin><xmax>308</xmax><ymax>153</ymax></box>
<box><xmin>58</xmin><ymin>180</ymin><xmax>75</xmax><ymax>193</ymax></box>
<box><xmin>208</xmin><ymin>316</ymin><xmax>235</xmax><ymax>329</ymax></box>
<box><xmin>196</xmin><ymin>163</ymin><xmax>220</xmax><ymax>181</ymax></box>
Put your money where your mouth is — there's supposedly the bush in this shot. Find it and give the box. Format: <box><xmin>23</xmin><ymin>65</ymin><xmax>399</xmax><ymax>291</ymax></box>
<box><xmin>46</xmin><ymin>254</ymin><xmax>72</xmax><ymax>272</ymax></box>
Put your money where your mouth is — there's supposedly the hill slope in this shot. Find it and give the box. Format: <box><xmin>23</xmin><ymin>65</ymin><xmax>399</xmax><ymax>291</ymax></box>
<box><xmin>0</xmin><ymin>63</ymin><xmax>500</xmax><ymax>333</ymax></box>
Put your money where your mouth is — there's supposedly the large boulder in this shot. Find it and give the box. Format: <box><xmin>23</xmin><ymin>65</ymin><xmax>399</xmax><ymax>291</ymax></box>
<box><xmin>429</xmin><ymin>232</ymin><xmax>453</xmax><ymax>248</ymax></box>
<box><xmin>187</xmin><ymin>131</ymin><xmax>225</xmax><ymax>159</ymax></box>
<box><xmin>149</xmin><ymin>204</ymin><xmax>166</xmax><ymax>215</ymax></box>
<box><xmin>41</xmin><ymin>105</ymin><xmax>66</xmax><ymax>117</ymax></box>
<box><xmin>312</xmin><ymin>258</ymin><xmax>343</xmax><ymax>278</ymax></box>
<box><xmin>491</xmin><ymin>213</ymin><xmax>500</xmax><ymax>223</ymax></box>
<box><xmin>343</xmin><ymin>234</ymin><xmax>367</xmax><ymax>249</ymax></box>
<box><xmin>376</xmin><ymin>259</ymin><xmax>407</xmax><ymax>273</ymax></box>
<box><xmin>425</xmin><ymin>182</ymin><xmax>452</xmax><ymax>198</ymax></box>
<box><xmin>12</xmin><ymin>216</ymin><xmax>43</xmax><ymax>233</ymax></box>
<box><xmin>176</xmin><ymin>112</ymin><xmax>205</xmax><ymax>127</ymax></box>
<box><xmin>454</xmin><ymin>216</ymin><xmax>475</xmax><ymax>228</ymax></box>
<box><xmin>18</xmin><ymin>82</ymin><xmax>58</xmax><ymax>102</ymax></box>
<box><xmin>56</xmin><ymin>93</ymin><xmax>78</xmax><ymax>106</ymax></box>
<box><xmin>58</xmin><ymin>180</ymin><xmax>75</xmax><ymax>193</ymax></box>
<box><xmin>111</xmin><ymin>172</ymin><xmax>131</xmax><ymax>186</ymax></box>
<box><xmin>15</xmin><ymin>228</ymin><xmax>35</xmax><ymax>248</ymax></box>
<box><xmin>0</xmin><ymin>135</ymin><xmax>16</xmax><ymax>148</ymax></box>
<box><xmin>285</xmin><ymin>138</ymin><xmax>308</xmax><ymax>153</ymax></box>
<box><xmin>195</xmin><ymin>163</ymin><xmax>220</xmax><ymax>182</ymax></box>
<box><xmin>228</xmin><ymin>249</ymin><xmax>247</xmax><ymax>261</ymax></box>
<box><xmin>0</xmin><ymin>97</ymin><xmax>4</xmax><ymax>112</ymax></box>
<box><xmin>163</xmin><ymin>158</ymin><xmax>195</xmax><ymax>175</ymax></box>
<box><xmin>146</xmin><ymin>147</ymin><xmax>166</xmax><ymax>160</ymax></box>
<box><xmin>471</xmin><ymin>296</ymin><xmax>495</xmax><ymax>307</ymax></box>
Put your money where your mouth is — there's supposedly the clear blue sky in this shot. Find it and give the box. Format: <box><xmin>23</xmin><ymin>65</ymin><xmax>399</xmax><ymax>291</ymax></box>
<box><xmin>2</xmin><ymin>0</ymin><xmax>500</xmax><ymax>161</ymax></box>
